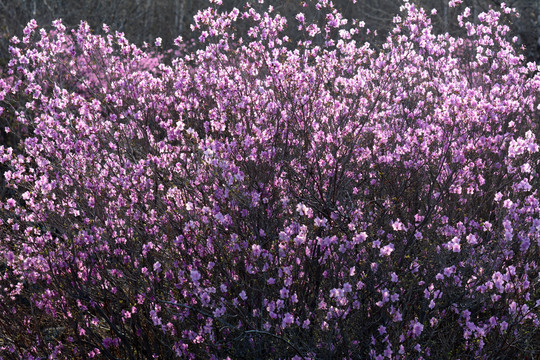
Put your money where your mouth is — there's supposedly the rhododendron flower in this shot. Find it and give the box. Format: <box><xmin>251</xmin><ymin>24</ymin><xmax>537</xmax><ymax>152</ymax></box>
<box><xmin>380</xmin><ymin>244</ymin><xmax>395</xmax><ymax>256</ymax></box>
<box><xmin>411</xmin><ymin>320</ymin><xmax>424</xmax><ymax>337</ymax></box>
<box><xmin>190</xmin><ymin>270</ymin><xmax>201</xmax><ymax>282</ymax></box>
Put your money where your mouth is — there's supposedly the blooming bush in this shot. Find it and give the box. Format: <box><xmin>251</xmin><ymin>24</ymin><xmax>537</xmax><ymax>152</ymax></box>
<box><xmin>0</xmin><ymin>0</ymin><xmax>539</xmax><ymax>358</ymax></box>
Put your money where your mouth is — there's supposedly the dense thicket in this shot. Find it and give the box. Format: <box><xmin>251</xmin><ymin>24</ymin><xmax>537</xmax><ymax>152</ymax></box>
<box><xmin>0</xmin><ymin>0</ymin><xmax>539</xmax><ymax>359</ymax></box>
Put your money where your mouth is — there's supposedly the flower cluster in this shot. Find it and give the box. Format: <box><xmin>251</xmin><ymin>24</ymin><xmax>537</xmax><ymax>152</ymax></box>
<box><xmin>0</xmin><ymin>0</ymin><xmax>539</xmax><ymax>358</ymax></box>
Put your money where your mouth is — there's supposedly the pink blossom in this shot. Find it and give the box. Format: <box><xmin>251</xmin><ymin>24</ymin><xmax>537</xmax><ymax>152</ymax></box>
<box><xmin>380</xmin><ymin>244</ymin><xmax>394</xmax><ymax>257</ymax></box>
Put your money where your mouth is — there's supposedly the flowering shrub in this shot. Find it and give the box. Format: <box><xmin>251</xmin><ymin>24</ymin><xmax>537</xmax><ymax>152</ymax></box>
<box><xmin>0</xmin><ymin>0</ymin><xmax>539</xmax><ymax>358</ymax></box>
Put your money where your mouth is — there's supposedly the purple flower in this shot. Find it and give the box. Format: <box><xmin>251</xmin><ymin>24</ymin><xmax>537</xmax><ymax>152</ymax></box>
<box><xmin>190</xmin><ymin>270</ymin><xmax>201</xmax><ymax>282</ymax></box>
<box><xmin>411</xmin><ymin>320</ymin><xmax>424</xmax><ymax>337</ymax></box>
<box><xmin>282</xmin><ymin>313</ymin><xmax>294</xmax><ymax>328</ymax></box>
<box><xmin>380</xmin><ymin>244</ymin><xmax>395</xmax><ymax>257</ymax></box>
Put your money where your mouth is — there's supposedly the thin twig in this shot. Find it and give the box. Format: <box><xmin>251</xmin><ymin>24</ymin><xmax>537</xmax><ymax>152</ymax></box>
<box><xmin>159</xmin><ymin>300</ymin><xmax>307</xmax><ymax>359</ymax></box>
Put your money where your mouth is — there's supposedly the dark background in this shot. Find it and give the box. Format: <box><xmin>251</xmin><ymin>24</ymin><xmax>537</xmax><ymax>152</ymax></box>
<box><xmin>0</xmin><ymin>0</ymin><xmax>539</xmax><ymax>65</ymax></box>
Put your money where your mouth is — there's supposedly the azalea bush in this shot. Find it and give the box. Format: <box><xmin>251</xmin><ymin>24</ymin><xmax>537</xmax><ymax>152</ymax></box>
<box><xmin>0</xmin><ymin>0</ymin><xmax>539</xmax><ymax>358</ymax></box>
